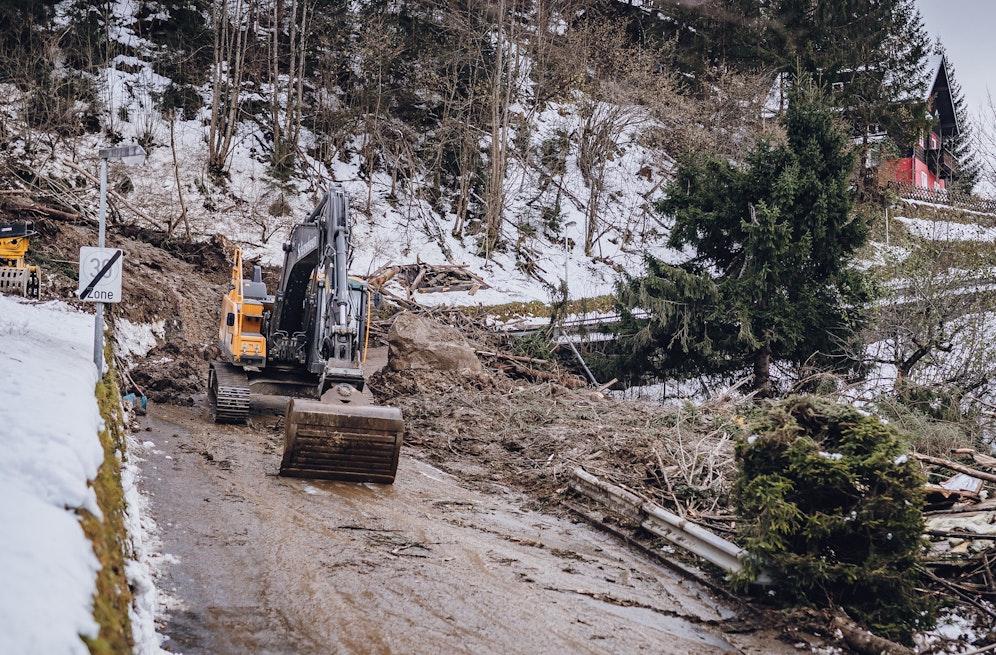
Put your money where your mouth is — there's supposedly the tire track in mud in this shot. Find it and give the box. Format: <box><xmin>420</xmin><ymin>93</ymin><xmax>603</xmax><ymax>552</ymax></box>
<box><xmin>133</xmin><ymin>399</ymin><xmax>800</xmax><ymax>655</ymax></box>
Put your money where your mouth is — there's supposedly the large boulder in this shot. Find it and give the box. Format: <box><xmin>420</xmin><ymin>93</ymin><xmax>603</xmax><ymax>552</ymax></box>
<box><xmin>386</xmin><ymin>312</ymin><xmax>483</xmax><ymax>375</ymax></box>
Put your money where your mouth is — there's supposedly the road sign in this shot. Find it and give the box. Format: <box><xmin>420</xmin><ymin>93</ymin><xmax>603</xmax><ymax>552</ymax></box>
<box><xmin>77</xmin><ymin>246</ymin><xmax>123</xmax><ymax>303</ymax></box>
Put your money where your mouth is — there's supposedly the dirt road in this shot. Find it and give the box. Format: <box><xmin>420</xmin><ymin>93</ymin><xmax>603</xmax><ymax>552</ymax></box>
<box><xmin>133</xmin><ymin>399</ymin><xmax>801</xmax><ymax>655</ymax></box>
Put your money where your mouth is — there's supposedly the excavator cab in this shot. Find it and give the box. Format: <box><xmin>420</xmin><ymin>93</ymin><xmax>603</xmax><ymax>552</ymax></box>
<box><xmin>0</xmin><ymin>221</ymin><xmax>41</xmax><ymax>299</ymax></box>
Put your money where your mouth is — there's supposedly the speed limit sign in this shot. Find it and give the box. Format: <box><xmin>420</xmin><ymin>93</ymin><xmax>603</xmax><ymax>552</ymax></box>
<box><xmin>77</xmin><ymin>246</ymin><xmax>123</xmax><ymax>303</ymax></box>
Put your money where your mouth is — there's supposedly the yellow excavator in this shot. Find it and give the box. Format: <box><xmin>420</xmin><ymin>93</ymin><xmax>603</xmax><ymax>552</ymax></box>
<box><xmin>0</xmin><ymin>220</ymin><xmax>41</xmax><ymax>298</ymax></box>
<box><xmin>209</xmin><ymin>184</ymin><xmax>404</xmax><ymax>484</ymax></box>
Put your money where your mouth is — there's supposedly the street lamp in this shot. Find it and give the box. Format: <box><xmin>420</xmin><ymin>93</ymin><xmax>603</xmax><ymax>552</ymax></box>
<box><xmin>93</xmin><ymin>144</ymin><xmax>146</xmax><ymax>375</ymax></box>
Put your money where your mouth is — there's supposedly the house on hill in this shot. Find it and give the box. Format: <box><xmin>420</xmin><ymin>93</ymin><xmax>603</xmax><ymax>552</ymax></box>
<box><xmin>880</xmin><ymin>55</ymin><xmax>959</xmax><ymax>191</ymax></box>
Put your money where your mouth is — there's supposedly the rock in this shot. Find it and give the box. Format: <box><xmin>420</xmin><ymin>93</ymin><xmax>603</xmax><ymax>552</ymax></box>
<box><xmin>387</xmin><ymin>312</ymin><xmax>483</xmax><ymax>375</ymax></box>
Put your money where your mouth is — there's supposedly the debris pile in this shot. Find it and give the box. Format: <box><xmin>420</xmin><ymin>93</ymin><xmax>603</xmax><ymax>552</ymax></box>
<box><xmin>369</xmin><ymin>262</ymin><xmax>489</xmax><ymax>298</ymax></box>
<box><xmin>918</xmin><ymin>449</ymin><xmax>996</xmax><ymax>625</ymax></box>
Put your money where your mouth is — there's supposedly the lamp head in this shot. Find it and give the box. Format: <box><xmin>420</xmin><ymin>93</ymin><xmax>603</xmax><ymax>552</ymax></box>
<box><xmin>99</xmin><ymin>144</ymin><xmax>147</xmax><ymax>166</ymax></box>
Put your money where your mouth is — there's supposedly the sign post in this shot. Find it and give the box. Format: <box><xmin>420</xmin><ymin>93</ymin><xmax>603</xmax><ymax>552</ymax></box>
<box><xmin>86</xmin><ymin>144</ymin><xmax>146</xmax><ymax>376</ymax></box>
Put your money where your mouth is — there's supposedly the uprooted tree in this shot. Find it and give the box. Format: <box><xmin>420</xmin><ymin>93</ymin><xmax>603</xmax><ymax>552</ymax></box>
<box><xmin>733</xmin><ymin>395</ymin><xmax>932</xmax><ymax>645</ymax></box>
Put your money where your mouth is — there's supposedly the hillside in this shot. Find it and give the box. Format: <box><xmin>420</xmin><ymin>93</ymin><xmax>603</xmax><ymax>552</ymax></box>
<box><xmin>4</xmin><ymin>1</ymin><xmax>996</xmax><ymax>653</ymax></box>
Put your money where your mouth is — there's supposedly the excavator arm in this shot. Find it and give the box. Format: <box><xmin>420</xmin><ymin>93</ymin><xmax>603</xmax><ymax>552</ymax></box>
<box><xmin>267</xmin><ymin>185</ymin><xmax>365</xmax><ymax>392</ymax></box>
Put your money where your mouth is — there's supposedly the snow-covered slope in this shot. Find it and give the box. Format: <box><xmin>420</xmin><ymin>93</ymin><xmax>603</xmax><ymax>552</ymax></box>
<box><xmin>0</xmin><ymin>296</ymin><xmax>164</xmax><ymax>654</ymax></box>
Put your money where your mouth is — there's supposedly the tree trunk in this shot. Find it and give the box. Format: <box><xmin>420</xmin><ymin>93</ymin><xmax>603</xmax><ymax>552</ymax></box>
<box><xmin>208</xmin><ymin>0</ymin><xmax>249</xmax><ymax>175</ymax></box>
<box><xmin>754</xmin><ymin>342</ymin><xmax>772</xmax><ymax>397</ymax></box>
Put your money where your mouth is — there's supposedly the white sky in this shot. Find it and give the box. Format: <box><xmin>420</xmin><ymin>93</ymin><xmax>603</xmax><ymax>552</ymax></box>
<box><xmin>917</xmin><ymin>0</ymin><xmax>994</xmax><ymax>124</ymax></box>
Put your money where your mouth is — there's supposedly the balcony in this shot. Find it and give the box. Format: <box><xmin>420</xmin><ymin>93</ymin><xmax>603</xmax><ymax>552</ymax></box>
<box><xmin>926</xmin><ymin>147</ymin><xmax>958</xmax><ymax>180</ymax></box>
<box><xmin>913</xmin><ymin>143</ymin><xmax>959</xmax><ymax>180</ymax></box>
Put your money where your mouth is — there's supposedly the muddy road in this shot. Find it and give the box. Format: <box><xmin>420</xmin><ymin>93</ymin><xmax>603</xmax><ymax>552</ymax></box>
<box><xmin>133</xmin><ymin>398</ymin><xmax>800</xmax><ymax>655</ymax></box>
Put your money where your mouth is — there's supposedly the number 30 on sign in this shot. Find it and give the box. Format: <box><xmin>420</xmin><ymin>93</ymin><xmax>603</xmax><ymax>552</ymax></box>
<box><xmin>77</xmin><ymin>246</ymin><xmax>123</xmax><ymax>303</ymax></box>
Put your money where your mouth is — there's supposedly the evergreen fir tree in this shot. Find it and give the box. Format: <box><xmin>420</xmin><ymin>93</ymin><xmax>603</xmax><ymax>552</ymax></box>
<box><xmin>933</xmin><ymin>43</ymin><xmax>981</xmax><ymax>194</ymax></box>
<box><xmin>616</xmin><ymin>82</ymin><xmax>869</xmax><ymax>395</ymax></box>
<box><xmin>769</xmin><ymin>0</ymin><xmax>932</xmax><ymax>167</ymax></box>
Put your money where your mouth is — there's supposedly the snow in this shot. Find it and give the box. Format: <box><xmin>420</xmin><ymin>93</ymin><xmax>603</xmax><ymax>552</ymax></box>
<box><xmin>894</xmin><ymin>215</ymin><xmax>996</xmax><ymax>241</ymax></box>
<box><xmin>0</xmin><ymin>294</ymin><xmax>168</xmax><ymax>654</ymax></box>
<box><xmin>0</xmin><ymin>295</ymin><xmax>102</xmax><ymax>654</ymax></box>
<box><xmin>122</xmin><ymin>438</ymin><xmax>173</xmax><ymax>655</ymax></box>
<box><xmin>115</xmin><ymin>318</ymin><xmax>165</xmax><ymax>367</ymax></box>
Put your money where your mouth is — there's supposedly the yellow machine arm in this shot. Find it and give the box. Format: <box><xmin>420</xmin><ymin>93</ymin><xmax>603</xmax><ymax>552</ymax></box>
<box><xmin>218</xmin><ymin>246</ymin><xmax>270</xmax><ymax>366</ymax></box>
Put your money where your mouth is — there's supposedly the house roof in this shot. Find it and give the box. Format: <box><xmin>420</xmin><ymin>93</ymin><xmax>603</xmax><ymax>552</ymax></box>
<box><xmin>922</xmin><ymin>55</ymin><xmax>959</xmax><ymax>137</ymax></box>
<box><xmin>921</xmin><ymin>55</ymin><xmax>944</xmax><ymax>101</ymax></box>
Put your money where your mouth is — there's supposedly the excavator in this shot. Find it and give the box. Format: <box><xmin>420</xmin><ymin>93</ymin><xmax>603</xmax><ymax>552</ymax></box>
<box><xmin>209</xmin><ymin>183</ymin><xmax>404</xmax><ymax>484</ymax></box>
<box><xmin>0</xmin><ymin>220</ymin><xmax>41</xmax><ymax>298</ymax></box>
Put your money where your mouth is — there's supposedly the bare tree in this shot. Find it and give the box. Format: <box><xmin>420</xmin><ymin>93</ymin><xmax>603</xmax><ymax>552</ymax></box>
<box><xmin>207</xmin><ymin>0</ymin><xmax>252</xmax><ymax>176</ymax></box>
<box><xmin>864</xmin><ymin>222</ymin><xmax>996</xmax><ymax>405</ymax></box>
<box><xmin>269</xmin><ymin>0</ymin><xmax>314</xmax><ymax>178</ymax></box>
<box><xmin>972</xmin><ymin>92</ymin><xmax>996</xmax><ymax>194</ymax></box>
<box><xmin>481</xmin><ymin>0</ymin><xmax>515</xmax><ymax>258</ymax></box>
<box><xmin>353</xmin><ymin>13</ymin><xmax>405</xmax><ymax>208</ymax></box>
<box><xmin>168</xmin><ymin>110</ymin><xmax>192</xmax><ymax>241</ymax></box>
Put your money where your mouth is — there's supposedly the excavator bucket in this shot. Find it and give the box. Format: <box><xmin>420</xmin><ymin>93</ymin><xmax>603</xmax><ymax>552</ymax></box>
<box><xmin>0</xmin><ymin>266</ymin><xmax>39</xmax><ymax>298</ymax></box>
<box><xmin>0</xmin><ymin>221</ymin><xmax>40</xmax><ymax>299</ymax></box>
<box><xmin>280</xmin><ymin>395</ymin><xmax>404</xmax><ymax>484</ymax></box>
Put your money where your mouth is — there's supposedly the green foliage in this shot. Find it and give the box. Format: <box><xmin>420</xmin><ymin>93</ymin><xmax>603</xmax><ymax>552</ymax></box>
<box><xmin>0</xmin><ymin>0</ymin><xmax>58</xmax><ymax>83</ymax></box>
<box><xmin>616</xmin><ymin>82</ymin><xmax>870</xmax><ymax>393</ymax></box>
<box><xmin>79</xmin><ymin>347</ymin><xmax>134</xmax><ymax>654</ymax></box>
<box><xmin>733</xmin><ymin>396</ymin><xmax>932</xmax><ymax>644</ymax></box>
<box><xmin>769</xmin><ymin>1</ymin><xmax>932</xmax><ymax>145</ymax></box>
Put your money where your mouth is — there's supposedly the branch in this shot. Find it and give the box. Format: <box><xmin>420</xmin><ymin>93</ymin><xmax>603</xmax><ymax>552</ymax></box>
<box><xmin>914</xmin><ymin>453</ymin><xmax>996</xmax><ymax>484</ymax></box>
<box><xmin>61</xmin><ymin>159</ymin><xmax>158</xmax><ymax>226</ymax></box>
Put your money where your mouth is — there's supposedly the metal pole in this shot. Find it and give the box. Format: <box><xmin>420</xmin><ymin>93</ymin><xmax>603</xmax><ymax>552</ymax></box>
<box><xmin>885</xmin><ymin>205</ymin><xmax>889</xmax><ymax>247</ymax></box>
<box><xmin>93</xmin><ymin>157</ymin><xmax>107</xmax><ymax>376</ymax></box>
<box><xmin>563</xmin><ymin>234</ymin><xmax>569</xmax><ymax>300</ymax></box>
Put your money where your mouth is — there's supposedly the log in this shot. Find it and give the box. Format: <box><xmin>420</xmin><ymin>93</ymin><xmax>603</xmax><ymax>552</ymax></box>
<box><xmin>830</xmin><ymin>613</ymin><xmax>913</xmax><ymax>655</ymax></box>
<box><xmin>368</xmin><ymin>266</ymin><xmax>400</xmax><ymax>287</ymax></box>
<box><xmin>915</xmin><ymin>453</ymin><xmax>996</xmax><ymax>484</ymax></box>
<box><xmin>596</xmin><ymin>378</ymin><xmax>618</xmax><ymax>393</ymax></box>
<box><xmin>927</xmin><ymin>529</ymin><xmax>996</xmax><ymax>541</ymax></box>
<box><xmin>476</xmin><ymin>350</ymin><xmax>549</xmax><ymax>366</ymax></box>
<box><xmin>3</xmin><ymin>197</ymin><xmax>81</xmax><ymax>222</ymax></box>
<box><xmin>953</xmin><ymin>448</ymin><xmax>996</xmax><ymax>470</ymax></box>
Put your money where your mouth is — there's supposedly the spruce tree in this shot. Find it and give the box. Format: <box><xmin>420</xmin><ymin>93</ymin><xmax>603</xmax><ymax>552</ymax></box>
<box><xmin>934</xmin><ymin>45</ymin><xmax>981</xmax><ymax>194</ymax></box>
<box><xmin>769</xmin><ymin>0</ymin><xmax>932</xmax><ymax>190</ymax></box>
<box><xmin>617</xmin><ymin>82</ymin><xmax>869</xmax><ymax>395</ymax></box>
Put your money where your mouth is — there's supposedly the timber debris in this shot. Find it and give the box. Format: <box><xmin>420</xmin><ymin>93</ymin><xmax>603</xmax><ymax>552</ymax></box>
<box><xmin>369</xmin><ymin>261</ymin><xmax>490</xmax><ymax>298</ymax></box>
<box><xmin>918</xmin><ymin>449</ymin><xmax>996</xmax><ymax>624</ymax></box>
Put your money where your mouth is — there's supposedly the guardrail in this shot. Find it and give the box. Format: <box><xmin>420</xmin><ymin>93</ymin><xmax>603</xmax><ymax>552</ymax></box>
<box><xmin>569</xmin><ymin>467</ymin><xmax>771</xmax><ymax>585</ymax></box>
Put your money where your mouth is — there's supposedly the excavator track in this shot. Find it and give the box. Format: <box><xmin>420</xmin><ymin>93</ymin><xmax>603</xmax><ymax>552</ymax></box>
<box><xmin>209</xmin><ymin>361</ymin><xmax>251</xmax><ymax>424</ymax></box>
<box><xmin>281</xmin><ymin>397</ymin><xmax>404</xmax><ymax>484</ymax></box>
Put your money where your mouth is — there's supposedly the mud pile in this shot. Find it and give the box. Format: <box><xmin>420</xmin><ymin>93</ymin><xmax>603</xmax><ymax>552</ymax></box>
<box><xmin>372</xmin><ymin>312</ymin><xmax>741</xmax><ymax>514</ymax></box>
<box><xmin>33</xmin><ymin>219</ymin><xmax>234</xmax><ymax>403</ymax></box>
